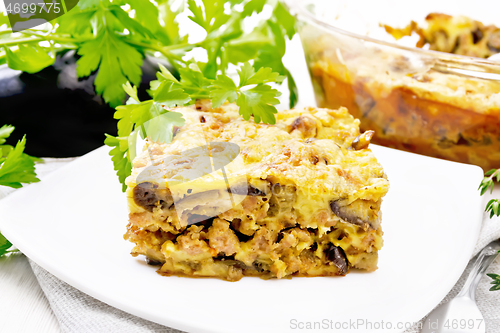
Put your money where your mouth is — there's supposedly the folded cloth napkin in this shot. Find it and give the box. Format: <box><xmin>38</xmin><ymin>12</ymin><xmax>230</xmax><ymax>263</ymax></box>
<box><xmin>6</xmin><ymin>158</ymin><xmax>500</xmax><ymax>333</ymax></box>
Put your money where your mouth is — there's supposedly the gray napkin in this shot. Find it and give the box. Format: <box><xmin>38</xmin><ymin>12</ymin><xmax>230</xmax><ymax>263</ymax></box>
<box><xmin>20</xmin><ymin>158</ymin><xmax>182</xmax><ymax>332</ymax></box>
<box><xmin>9</xmin><ymin>158</ymin><xmax>500</xmax><ymax>332</ymax></box>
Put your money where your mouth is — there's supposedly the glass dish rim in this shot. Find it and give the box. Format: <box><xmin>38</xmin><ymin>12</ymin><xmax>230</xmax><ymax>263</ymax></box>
<box><xmin>284</xmin><ymin>0</ymin><xmax>500</xmax><ymax>69</ymax></box>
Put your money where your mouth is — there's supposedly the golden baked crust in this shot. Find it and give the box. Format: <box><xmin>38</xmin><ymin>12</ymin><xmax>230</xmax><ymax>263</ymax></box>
<box><xmin>124</xmin><ymin>102</ymin><xmax>389</xmax><ymax>281</ymax></box>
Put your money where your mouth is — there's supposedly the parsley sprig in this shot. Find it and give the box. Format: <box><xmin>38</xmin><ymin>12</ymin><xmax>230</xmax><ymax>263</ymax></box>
<box><xmin>0</xmin><ymin>125</ymin><xmax>40</xmax><ymax>189</ymax></box>
<box><xmin>0</xmin><ymin>233</ymin><xmax>15</xmax><ymax>257</ymax></box>
<box><xmin>478</xmin><ymin>169</ymin><xmax>500</xmax><ymax>292</ymax></box>
<box><xmin>487</xmin><ymin>273</ymin><xmax>500</xmax><ymax>291</ymax></box>
<box><xmin>0</xmin><ymin>0</ymin><xmax>297</xmax><ymax>107</ymax></box>
<box><xmin>478</xmin><ymin>169</ymin><xmax>500</xmax><ymax>218</ymax></box>
<box><xmin>104</xmin><ymin>80</ymin><xmax>186</xmax><ymax>191</ymax></box>
<box><xmin>0</xmin><ymin>125</ymin><xmax>40</xmax><ymax>257</ymax></box>
<box><xmin>479</xmin><ymin>169</ymin><xmax>500</xmax><ymax>195</ymax></box>
<box><xmin>98</xmin><ymin>0</ymin><xmax>294</xmax><ymax>191</ymax></box>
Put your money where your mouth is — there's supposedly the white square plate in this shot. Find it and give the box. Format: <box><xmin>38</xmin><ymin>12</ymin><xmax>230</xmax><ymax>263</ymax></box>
<box><xmin>0</xmin><ymin>145</ymin><xmax>484</xmax><ymax>333</ymax></box>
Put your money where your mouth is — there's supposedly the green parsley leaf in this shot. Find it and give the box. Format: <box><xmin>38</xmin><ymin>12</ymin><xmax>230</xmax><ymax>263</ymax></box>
<box><xmin>210</xmin><ymin>74</ymin><xmax>239</xmax><ymax>107</ymax></box>
<box><xmin>76</xmin><ymin>30</ymin><xmax>143</xmax><ymax>107</ymax></box>
<box><xmin>0</xmin><ymin>12</ymin><xmax>10</xmax><ymax>29</ymax></box>
<box><xmin>0</xmin><ymin>125</ymin><xmax>15</xmax><ymax>145</ymax></box>
<box><xmin>187</xmin><ymin>0</ymin><xmax>205</xmax><ymax>29</ymax></box>
<box><xmin>56</xmin><ymin>10</ymin><xmax>95</xmax><ymax>36</ymax></box>
<box><xmin>153</xmin><ymin>0</ymin><xmax>186</xmax><ymax>45</ymax></box>
<box><xmin>123</xmin><ymin>81</ymin><xmax>140</xmax><ymax>103</ymax></box>
<box><xmin>238</xmin><ymin>63</ymin><xmax>285</xmax><ymax>86</ymax></box>
<box><xmin>237</xmin><ymin>84</ymin><xmax>280</xmax><ymax>124</ymax></box>
<box><xmin>141</xmin><ymin>112</ymin><xmax>186</xmax><ymax>143</ymax></box>
<box><xmin>161</xmin><ymin>5</ymin><xmax>187</xmax><ymax>45</ymax></box>
<box><xmin>209</xmin><ymin>63</ymin><xmax>282</xmax><ymax>122</ymax></box>
<box><xmin>1</xmin><ymin>0</ymin><xmax>298</xmax><ymax>109</ymax></box>
<box><xmin>0</xmin><ymin>233</ymin><xmax>14</xmax><ymax>257</ymax></box>
<box><xmin>242</xmin><ymin>0</ymin><xmax>267</xmax><ymax>17</ymax></box>
<box><xmin>107</xmin><ymin>60</ymin><xmax>282</xmax><ymax>190</ymax></box>
<box><xmin>106</xmin><ymin>82</ymin><xmax>186</xmax><ymax>191</ymax></box>
<box><xmin>188</xmin><ymin>0</ymin><xmax>229</xmax><ymax>34</ymax></box>
<box><xmin>96</xmin><ymin>0</ymin><xmax>299</xmax><ymax>190</ymax></box>
<box><xmin>217</xmin><ymin>12</ymin><xmax>244</xmax><ymax>42</ymax></box>
<box><xmin>107</xmin><ymin>5</ymin><xmax>155</xmax><ymax>39</ymax></box>
<box><xmin>479</xmin><ymin>169</ymin><xmax>500</xmax><ymax>196</ymax></box>
<box><xmin>0</xmin><ymin>136</ymin><xmax>40</xmax><ymax>189</ymax></box>
<box><xmin>274</xmin><ymin>2</ymin><xmax>296</xmax><ymax>39</ymax></box>
<box><xmin>224</xmin><ymin>29</ymin><xmax>271</xmax><ymax>65</ymax></box>
<box><xmin>485</xmin><ymin>199</ymin><xmax>500</xmax><ymax>218</ymax></box>
<box><xmin>487</xmin><ymin>273</ymin><xmax>500</xmax><ymax>291</ymax></box>
<box><xmin>104</xmin><ymin>134</ymin><xmax>132</xmax><ymax>192</ymax></box>
<box><xmin>266</xmin><ymin>20</ymin><xmax>286</xmax><ymax>57</ymax></box>
<box><xmin>0</xmin><ymin>145</ymin><xmax>13</xmax><ymax>158</ymax></box>
<box><xmin>177</xmin><ymin>65</ymin><xmax>212</xmax><ymax>93</ymax></box>
<box><xmin>157</xmin><ymin>63</ymin><xmax>181</xmax><ymax>84</ymax></box>
<box><xmin>0</xmin><ymin>126</ymin><xmax>39</xmax><ymax>257</ymax></box>
<box><xmin>236</xmin><ymin>61</ymin><xmax>259</xmax><ymax>86</ymax></box>
<box><xmin>78</xmin><ymin>0</ymin><xmax>103</xmax><ymax>10</ymax></box>
<box><xmin>5</xmin><ymin>45</ymin><xmax>55</xmax><ymax>74</ymax></box>
<box><xmin>119</xmin><ymin>0</ymin><xmax>161</xmax><ymax>33</ymax></box>
<box><xmin>153</xmin><ymin>81</ymin><xmax>191</xmax><ymax>107</ymax></box>
<box><xmin>254</xmin><ymin>44</ymin><xmax>297</xmax><ymax>108</ymax></box>
<box><xmin>285</xmin><ymin>68</ymin><xmax>298</xmax><ymax>109</ymax></box>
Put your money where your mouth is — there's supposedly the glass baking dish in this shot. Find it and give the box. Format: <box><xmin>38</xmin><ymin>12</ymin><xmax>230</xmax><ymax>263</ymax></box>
<box><xmin>286</xmin><ymin>0</ymin><xmax>500</xmax><ymax>170</ymax></box>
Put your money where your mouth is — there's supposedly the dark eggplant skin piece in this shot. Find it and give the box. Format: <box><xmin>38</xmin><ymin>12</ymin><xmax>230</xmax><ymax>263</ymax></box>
<box><xmin>330</xmin><ymin>200</ymin><xmax>367</xmax><ymax>227</ymax></box>
<box><xmin>133</xmin><ymin>182</ymin><xmax>160</xmax><ymax>212</ymax></box>
<box><xmin>324</xmin><ymin>243</ymin><xmax>349</xmax><ymax>275</ymax></box>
